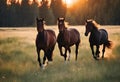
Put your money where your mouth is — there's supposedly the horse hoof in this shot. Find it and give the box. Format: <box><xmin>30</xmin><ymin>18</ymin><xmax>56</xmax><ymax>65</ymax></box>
<box><xmin>41</xmin><ymin>65</ymin><xmax>46</xmax><ymax>70</ymax></box>
<box><xmin>64</xmin><ymin>61</ymin><xmax>68</xmax><ymax>64</ymax></box>
<box><xmin>102</xmin><ymin>56</ymin><xmax>104</xmax><ymax>59</ymax></box>
<box><xmin>43</xmin><ymin>63</ymin><xmax>47</xmax><ymax>67</ymax></box>
<box><xmin>93</xmin><ymin>56</ymin><xmax>99</xmax><ymax>60</ymax></box>
<box><xmin>42</xmin><ymin>66</ymin><xmax>45</xmax><ymax>70</ymax></box>
<box><xmin>97</xmin><ymin>55</ymin><xmax>100</xmax><ymax>57</ymax></box>
<box><xmin>40</xmin><ymin>65</ymin><xmax>43</xmax><ymax>69</ymax></box>
<box><xmin>40</xmin><ymin>63</ymin><xmax>47</xmax><ymax>69</ymax></box>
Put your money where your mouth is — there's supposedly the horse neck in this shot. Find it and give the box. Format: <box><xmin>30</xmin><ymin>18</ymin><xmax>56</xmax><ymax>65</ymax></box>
<box><xmin>91</xmin><ymin>26</ymin><xmax>99</xmax><ymax>35</ymax></box>
<box><xmin>37</xmin><ymin>25</ymin><xmax>45</xmax><ymax>32</ymax></box>
<box><xmin>90</xmin><ymin>29</ymin><xmax>101</xmax><ymax>40</ymax></box>
<box><xmin>37</xmin><ymin>30</ymin><xmax>46</xmax><ymax>41</ymax></box>
<box><xmin>59</xmin><ymin>28</ymin><xmax>69</xmax><ymax>41</ymax></box>
<box><xmin>59</xmin><ymin>24</ymin><xmax>67</xmax><ymax>33</ymax></box>
<box><xmin>62</xmin><ymin>24</ymin><xmax>67</xmax><ymax>31</ymax></box>
<box><xmin>60</xmin><ymin>27</ymin><xmax>67</xmax><ymax>33</ymax></box>
<box><xmin>40</xmin><ymin>25</ymin><xmax>44</xmax><ymax>30</ymax></box>
<box><xmin>38</xmin><ymin>30</ymin><xmax>45</xmax><ymax>35</ymax></box>
<box><xmin>59</xmin><ymin>23</ymin><xmax>66</xmax><ymax>28</ymax></box>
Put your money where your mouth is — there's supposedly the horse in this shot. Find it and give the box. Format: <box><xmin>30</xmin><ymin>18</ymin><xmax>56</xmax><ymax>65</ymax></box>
<box><xmin>36</xmin><ymin>18</ymin><xmax>56</xmax><ymax>68</ymax></box>
<box><xmin>85</xmin><ymin>19</ymin><xmax>112</xmax><ymax>60</ymax></box>
<box><xmin>57</xmin><ymin>17</ymin><xmax>80</xmax><ymax>61</ymax></box>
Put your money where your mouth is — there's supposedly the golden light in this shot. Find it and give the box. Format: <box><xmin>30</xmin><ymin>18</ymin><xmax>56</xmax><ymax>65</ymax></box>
<box><xmin>6</xmin><ymin>0</ymin><xmax>22</xmax><ymax>5</ymax></box>
<box><xmin>6</xmin><ymin>0</ymin><xmax>51</xmax><ymax>7</ymax></box>
<box><xmin>62</xmin><ymin>0</ymin><xmax>79</xmax><ymax>8</ymax></box>
<box><xmin>17</xmin><ymin>0</ymin><xmax>22</xmax><ymax>5</ymax></box>
<box><xmin>35</xmin><ymin>0</ymin><xmax>42</xmax><ymax>7</ymax></box>
<box><xmin>28</xmin><ymin>0</ymin><xmax>43</xmax><ymax>6</ymax></box>
<box><xmin>6</xmin><ymin>0</ymin><xmax>12</xmax><ymax>5</ymax></box>
<box><xmin>28</xmin><ymin>0</ymin><xmax>33</xmax><ymax>5</ymax></box>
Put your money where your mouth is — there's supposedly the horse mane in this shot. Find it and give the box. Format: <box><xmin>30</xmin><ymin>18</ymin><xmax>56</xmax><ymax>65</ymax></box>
<box><xmin>87</xmin><ymin>19</ymin><xmax>100</xmax><ymax>29</ymax></box>
<box><xmin>64</xmin><ymin>21</ymin><xmax>69</xmax><ymax>28</ymax></box>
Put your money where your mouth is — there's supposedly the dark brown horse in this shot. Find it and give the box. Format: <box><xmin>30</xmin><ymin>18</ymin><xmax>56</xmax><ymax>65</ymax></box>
<box><xmin>57</xmin><ymin>18</ymin><xmax>80</xmax><ymax>61</ymax></box>
<box><xmin>36</xmin><ymin>18</ymin><xmax>56</xmax><ymax>68</ymax></box>
<box><xmin>85</xmin><ymin>19</ymin><xmax>112</xmax><ymax>60</ymax></box>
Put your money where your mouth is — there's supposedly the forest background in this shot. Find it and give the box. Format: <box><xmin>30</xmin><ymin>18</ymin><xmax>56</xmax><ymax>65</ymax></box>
<box><xmin>0</xmin><ymin>0</ymin><xmax>120</xmax><ymax>27</ymax></box>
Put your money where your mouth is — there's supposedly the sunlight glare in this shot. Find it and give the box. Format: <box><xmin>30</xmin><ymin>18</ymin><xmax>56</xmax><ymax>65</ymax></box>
<box><xmin>35</xmin><ymin>0</ymin><xmax>42</xmax><ymax>7</ymax></box>
<box><xmin>28</xmin><ymin>0</ymin><xmax>33</xmax><ymax>5</ymax></box>
<box><xmin>62</xmin><ymin>0</ymin><xmax>78</xmax><ymax>8</ymax></box>
<box><xmin>6</xmin><ymin>0</ymin><xmax>22</xmax><ymax>5</ymax></box>
<box><xmin>6</xmin><ymin>0</ymin><xmax>12</xmax><ymax>5</ymax></box>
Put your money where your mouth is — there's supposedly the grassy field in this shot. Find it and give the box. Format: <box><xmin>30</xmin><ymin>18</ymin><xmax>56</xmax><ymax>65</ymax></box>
<box><xmin>0</xmin><ymin>26</ymin><xmax>120</xmax><ymax>82</ymax></box>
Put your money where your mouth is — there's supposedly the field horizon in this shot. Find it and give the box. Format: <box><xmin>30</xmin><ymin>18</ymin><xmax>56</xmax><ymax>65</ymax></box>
<box><xmin>0</xmin><ymin>26</ymin><xmax>120</xmax><ymax>82</ymax></box>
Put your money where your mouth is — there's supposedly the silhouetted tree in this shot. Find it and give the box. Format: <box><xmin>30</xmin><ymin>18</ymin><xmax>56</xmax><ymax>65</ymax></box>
<box><xmin>0</xmin><ymin>0</ymin><xmax>120</xmax><ymax>26</ymax></box>
<box><xmin>38</xmin><ymin>0</ymin><xmax>54</xmax><ymax>25</ymax></box>
<box><xmin>51</xmin><ymin>0</ymin><xmax>67</xmax><ymax>23</ymax></box>
<box><xmin>0</xmin><ymin>0</ymin><xmax>8</xmax><ymax>26</ymax></box>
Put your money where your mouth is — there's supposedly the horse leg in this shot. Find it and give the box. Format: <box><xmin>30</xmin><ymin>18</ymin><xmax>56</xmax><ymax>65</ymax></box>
<box><xmin>90</xmin><ymin>44</ymin><xmax>95</xmax><ymax>59</ymax></box>
<box><xmin>64</xmin><ymin>48</ymin><xmax>67</xmax><ymax>61</ymax></box>
<box><xmin>68</xmin><ymin>47</ymin><xmax>71</xmax><ymax>61</ymax></box>
<box><xmin>102</xmin><ymin>44</ymin><xmax>106</xmax><ymax>58</ymax></box>
<box><xmin>75</xmin><ymin>43</ymin><xmax>79</xmax><ymax>61</ymax></box>
<box><xmin>96</xmin><ymin>45</ymin><xmax>100</xmax><ymax>59</ymax></box>
<box><xmin>37</xmin><ymin>48</ymin><xmax>42</xmax><ymax>67</ymax></box>
<box><xmin>42</xmin><ymin>51</ymin><xmax>48</xmax><ymax>68</ymax></box>
<box><xmin>49</xmin><ymin>46</ymin><xmax>55</xmax><ymax>61</ymax></box>
<box><xmin>58</xmin><ymin>45</ymin><xmax>64</xmax><ymax>56</ymax></box>
<box><xmin>43</xmin><ymin>54</ymin><xmax>47</xmax><ymax>65</ymax></box>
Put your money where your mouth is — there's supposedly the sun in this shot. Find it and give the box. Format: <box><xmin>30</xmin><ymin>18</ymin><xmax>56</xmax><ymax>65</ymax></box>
<box><xmin>62</xmin><ymin>0</ymin><xmax>78</xmax><ymax>8</ymax></box>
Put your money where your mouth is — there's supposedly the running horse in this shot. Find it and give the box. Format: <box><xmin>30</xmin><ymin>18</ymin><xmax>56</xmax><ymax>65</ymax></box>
<box><xmin>36</xmin><ymin>18</ymin><xmax>56</xmax><ymax>68</ymax></box>
<box><xmin>57</xmin><ymin>18</ymin><xmax>80</xmax><ymax>61</ymax></box>
<box><xmin>85</xmin><ymin>19</ymin><xmax>112</xmax><ymax>60</ymax></box>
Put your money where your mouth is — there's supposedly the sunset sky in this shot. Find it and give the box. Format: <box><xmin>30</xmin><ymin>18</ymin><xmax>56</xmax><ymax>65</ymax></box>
<box><xmin>6</xmin><ymin>0</ymin><xmax>82</xmax><ymax>8</ymax></box>
<box><xmin>62</xmin><ymin>0</ymin><xmax>79</xmax><ymax>8</ymax></box>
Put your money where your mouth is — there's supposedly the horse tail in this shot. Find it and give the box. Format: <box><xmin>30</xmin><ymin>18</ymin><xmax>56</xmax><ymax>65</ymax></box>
<box><xmin>105</xmin><ymin>40</ymin><xmax>113</xmax><ymax>49</ymax></box>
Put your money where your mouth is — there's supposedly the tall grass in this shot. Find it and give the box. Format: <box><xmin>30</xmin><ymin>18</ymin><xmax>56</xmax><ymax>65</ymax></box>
<box><xmin>0</xmin><ymin>26</ymin><xmax>120</xmax><ymax>82</ymax></box>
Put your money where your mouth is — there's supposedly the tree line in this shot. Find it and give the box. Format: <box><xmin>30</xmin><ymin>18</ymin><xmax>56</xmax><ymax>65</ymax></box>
<box><xmin>0</xmin><ymin>0</ymin><xmax>120</xmax><ymax>27</ymax></box>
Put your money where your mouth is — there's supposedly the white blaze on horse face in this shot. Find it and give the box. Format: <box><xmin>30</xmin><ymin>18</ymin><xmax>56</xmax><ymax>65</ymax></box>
<box><xmin>58</xmin><ymin>21</ymin><xmax>64</xmax><ymax>31</ymax></box>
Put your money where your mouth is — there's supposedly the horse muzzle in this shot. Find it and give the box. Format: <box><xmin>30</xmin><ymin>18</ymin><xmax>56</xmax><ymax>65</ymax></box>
<box><xmin>85</xmin><ymin>32</ymin><xmax>88</xmax><ymax>36</ymax></box>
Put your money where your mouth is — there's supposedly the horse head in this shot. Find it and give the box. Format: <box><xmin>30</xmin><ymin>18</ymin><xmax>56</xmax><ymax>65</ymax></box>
<box><xmin>85</xmin><ymin>19</ymin><xmax>95</xmax><ymax>36</ymax></box>
<box><xmin>57</xmin><ymin>17</ymin><xmax>66</xmax><ymax>32</ymax></box>
<box><xmin>36</xmin><ymin>17</ymin><xmax>45</xmax><ymax>32</ymax></box>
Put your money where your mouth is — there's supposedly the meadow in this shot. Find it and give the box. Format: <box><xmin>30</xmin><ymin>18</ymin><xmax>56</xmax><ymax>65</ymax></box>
<box><xmin>0</xmin><ymin>26</ymin><xmax>120</xmax><ymax>82</ymax></box>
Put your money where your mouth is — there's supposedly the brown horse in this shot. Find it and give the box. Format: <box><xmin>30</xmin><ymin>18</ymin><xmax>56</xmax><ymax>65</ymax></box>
<box><xmin>36</xmin><ymin>18</ymin><xmax>56</xmax><ymax>68</ymax></box>
<box><xmin>85</xmin><ymin>19</ymin><xmax>112</xmax><ymax>60</ymax></box>
<box><xmin>57</xmin><ymin>18</ymin><xmax>80</xmax><ymax>61</ymax></box>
